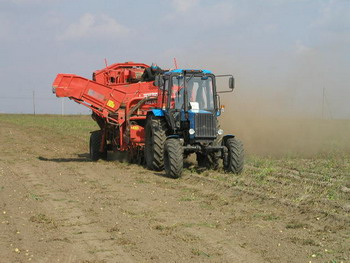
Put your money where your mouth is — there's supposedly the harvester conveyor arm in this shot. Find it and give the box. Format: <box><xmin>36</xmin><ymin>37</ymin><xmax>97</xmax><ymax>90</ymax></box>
<box><xmin>53</xmin><ymin>74</ymin><xmax>126</xmax><ymax>121</ymax></box>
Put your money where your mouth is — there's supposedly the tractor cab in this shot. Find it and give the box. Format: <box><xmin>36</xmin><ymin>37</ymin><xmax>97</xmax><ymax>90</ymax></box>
<box><xmin>157</xmin><ymin>69</ymin><xmax>221</xmax><ymax>142</ymax></box>
<box><xmin>167</xmin><ymin>70</ymin><xmax>215</xmax><ymax>112</ymax></box>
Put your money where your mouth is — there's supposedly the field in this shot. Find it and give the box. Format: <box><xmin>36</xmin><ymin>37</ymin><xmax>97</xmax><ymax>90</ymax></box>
<box><xmin>0</xmin><ymin>114</ymin><xmax>349</xmax><ymax>263</ymax></box>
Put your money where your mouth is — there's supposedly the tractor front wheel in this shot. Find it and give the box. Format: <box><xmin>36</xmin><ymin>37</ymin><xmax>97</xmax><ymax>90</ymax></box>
<box><xmin>164</xmin><ymin>138</ymin><xmax>183</xmax><ymax>178</ymax></box>
<box><xmin>223</xmin><ymin>137</ymin><xmax>244</xmax><ymax>174</ymax></box>
<box><xmin>89</xmin><ymin>130</ymin><xmax>107</xmax><ymax>161</ymax></box>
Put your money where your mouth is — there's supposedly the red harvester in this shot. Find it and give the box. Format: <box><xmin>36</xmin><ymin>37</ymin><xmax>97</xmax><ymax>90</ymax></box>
<box><xmin>53</xmin><ymin>62</ymin><xmax>160</xmax><ymax>160</ymax></box>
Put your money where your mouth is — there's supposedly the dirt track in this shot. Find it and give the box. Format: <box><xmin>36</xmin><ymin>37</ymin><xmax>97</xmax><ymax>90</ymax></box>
<box><xmin>0</xmin><ymin>116</ymin><xmax>349</xmax><ymax>263</ymax></box>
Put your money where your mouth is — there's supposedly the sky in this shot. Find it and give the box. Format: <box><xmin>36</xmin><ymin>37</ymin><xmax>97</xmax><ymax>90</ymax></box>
<box><xmin>0</xmin><ymin>0</ymin><xmax>349</xmax><ymax>118</ymax></box>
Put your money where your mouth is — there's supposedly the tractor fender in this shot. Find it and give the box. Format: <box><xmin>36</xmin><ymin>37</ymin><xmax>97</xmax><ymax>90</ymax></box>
<box><xmin>222</xmin><ymin>134</ymin><xmax>235</xmax><ymax>145</ymax></box>
<box><xmin>166</xmin><ymin>135</ymin><xmax>181</xmax><ymax>139</ymax></box>
<box><xmin>146</xmin><ymin>110</ymin><xmax>166</xmax><ymax>129</ymax></box>
<box><xmin>149</xmin><ymin>109</ymin><xmax>164</xmax><ymax>117</ymax></box>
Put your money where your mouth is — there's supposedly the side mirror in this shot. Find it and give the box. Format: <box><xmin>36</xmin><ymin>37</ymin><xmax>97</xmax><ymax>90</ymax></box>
<box><xmin>229</xmin><ymin>76</ymin><xmax>234</xmax><ymax>90</ymax></box>
<box><xmin>216</xmin><ymin>74</ymin><xmax>235</xmax><ymax>93</ymax></box>
<box><xmin>154</xmin><ymin>75</ymin><xmax>164</xmax><ymax>87</ymax></box>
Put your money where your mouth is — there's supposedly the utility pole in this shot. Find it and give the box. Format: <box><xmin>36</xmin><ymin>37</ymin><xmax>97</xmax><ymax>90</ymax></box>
<box><xmin>33</xmin><ymin>90</ymin><xmax>36</xmax><ymax>116</ymax></box>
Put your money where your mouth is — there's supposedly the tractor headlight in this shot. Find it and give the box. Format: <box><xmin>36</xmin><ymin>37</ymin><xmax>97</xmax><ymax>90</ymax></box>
<box><xmin>189</xmin><ymin>128</ymin><xmax>195</xmax><ymax>135</ymax></box>
<box><xmin>217</xmin><ymin>129</ymin><xmax>224</xmax><ymax>135</ymax></box>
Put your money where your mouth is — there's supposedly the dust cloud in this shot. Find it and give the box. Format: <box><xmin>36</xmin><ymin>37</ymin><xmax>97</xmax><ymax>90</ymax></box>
<box><xmin>205</xmin><ymin>44</ymin><xmax>350</xmax><ymax>157</ymax></box>
<box><xmin>220</xmin><ymin>96</ymin><xmax>350</xmax><ymax>157</ymax></box>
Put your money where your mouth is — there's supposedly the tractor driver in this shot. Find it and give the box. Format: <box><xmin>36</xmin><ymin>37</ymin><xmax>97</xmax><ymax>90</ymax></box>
<box><xmin>172</xmin><ymin>78</ymin><xmax>196</xmax><ymax>110</ymax></box>
<box><xmin>141</xmin><ymin>63</ymin><xmax>163</xmax><ymax>82</ymax></box>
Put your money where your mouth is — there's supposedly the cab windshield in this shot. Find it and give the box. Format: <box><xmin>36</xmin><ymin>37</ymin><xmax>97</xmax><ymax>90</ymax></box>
<box><xmin>170</xmin><ymin>75</ymin><xmax>214</xmax><ymax>111</ymax></box>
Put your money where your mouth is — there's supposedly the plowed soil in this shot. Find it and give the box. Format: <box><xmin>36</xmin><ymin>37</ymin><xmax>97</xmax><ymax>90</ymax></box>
<box><xmin>0</xmin><ymin>115</ymin><xmax>349</xmax><ymax>263</ymax></box>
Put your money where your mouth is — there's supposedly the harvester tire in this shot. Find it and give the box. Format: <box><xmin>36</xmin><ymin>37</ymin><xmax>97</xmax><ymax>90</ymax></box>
<box><xmin>145</xmin><ymin>116</ymin><xmax>167</xmax><ymax>171</ymax></box>
<box><xmin>164</xmin><ymin>138</ymin><xmax>183</xmax><ymax>178</ymax></box>
<box><xmin>224</xmin><ymin>137</ymin><xmax>244</xmax><ymax>174</ymax></box>
<box><xmin>89</xmin><ymin>130</ymin><xmax>107</xmax><ymax>161</ymax></box>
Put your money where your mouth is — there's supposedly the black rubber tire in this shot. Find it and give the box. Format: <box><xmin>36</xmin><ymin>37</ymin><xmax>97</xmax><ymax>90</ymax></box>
<box><xmin>145</xmin><ymin>116</ymin><xmax>167</xmax><ymax>171</ymax></box>
<box><xmin>89</xmin><ymin>130</ymin><xmax>107</xmax><ymax>161</ymax></box>
<box><xmin>196</xmin><ymin>152</ymin><xmax>219</xmax><ymax>170</ymax></box>
<box><xmin>224</xmin><ymin>137</ymin><xmax>244</xmax><ymax>174</ymax></box>
<box><xmin>164</xmin><ymin>138</ymin><xmax>183</xmax><ymax>178</ymax></box>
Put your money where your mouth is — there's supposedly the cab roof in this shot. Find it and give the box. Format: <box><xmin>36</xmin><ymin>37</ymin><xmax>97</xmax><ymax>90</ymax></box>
<box><xmin>166</xmin><ymin>69</ymin><xmax>213</xmax><ymax>74</ymax></box>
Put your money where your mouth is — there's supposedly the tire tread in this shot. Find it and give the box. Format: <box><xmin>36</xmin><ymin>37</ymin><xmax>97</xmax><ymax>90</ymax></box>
<box><xmin>224</xmin><ymin>137</ymin><xmax>244</xmax><ymax>174</ymax></box>
<box><xmin>164</xmin><ymin>138</ymin><xmax>183</xmax><ymax>178</ymax></box>
<box><xmin>145</xmin><ymin>116</ymin><xmax>167</xmax><ymax>170</ymax></box>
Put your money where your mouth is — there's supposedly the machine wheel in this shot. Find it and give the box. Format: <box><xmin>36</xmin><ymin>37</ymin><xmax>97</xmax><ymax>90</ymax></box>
<box><xmin>223</xmin><ymin>137</ymin><xmax>244</xmax><ymax>174</ymax></box>
<box><xmin>164</xmin><ymin>138</ymin><xmax>183</xmax><ymax>178</ymax></box>
<box><xmin>145</xmin><ymin>116</ymin><xmax>167</xmax><ymax>170</ymax></box>
<box><xmin>196</xmin><ymin>152</ymin><xmax>219</xmax><ymax>170</ymax></box>
<box><xmin>89</xmin><ymin>130</ymin><xmax>107</xmax><ymax>161</ymax></box>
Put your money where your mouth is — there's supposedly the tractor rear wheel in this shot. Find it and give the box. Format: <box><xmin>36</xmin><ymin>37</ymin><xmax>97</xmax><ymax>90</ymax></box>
<box><xmin>164</xmin><ymin>138</ymin><xmax>183</xmax><ymax>178</ymax></box>
<box><xmin>89</xmin><ymin>130</ymin><xmax>107</xmax><ymax>161</ymax></box>
<box><xmin>223</xmin><ymin>137</ymin><xmax>244</xmax><ymax>174</ymax></box>
<box><xmin>145</xmin><ymin>116</ymin><xmax>167</xmax><ymax>171</ymax></box>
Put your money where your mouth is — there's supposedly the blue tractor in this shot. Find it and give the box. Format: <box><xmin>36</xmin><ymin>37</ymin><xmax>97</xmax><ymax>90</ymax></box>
<box><xmin>144</xmin><ymin>69</ymin><xmax>244</xmax><ymax>178</ymax></box>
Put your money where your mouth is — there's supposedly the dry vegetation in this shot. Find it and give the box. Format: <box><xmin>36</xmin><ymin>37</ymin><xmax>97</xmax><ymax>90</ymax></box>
<box><xmin>0</xmin><ymin>114</ymin><xmax>349</xmax><ymax>263</ymax></box>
